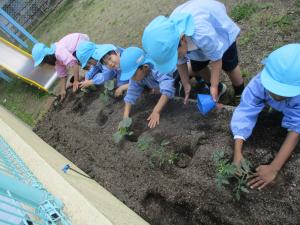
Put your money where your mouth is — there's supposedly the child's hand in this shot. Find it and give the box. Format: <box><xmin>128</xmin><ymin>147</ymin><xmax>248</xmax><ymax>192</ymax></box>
<box><xmin>210</xmin><ymin>85</ymin><xmax>218</xmax><ymax>102</ymax></box>
<box><xmin>115</xmin><ymin>87</ymin><xmax>124</xmax><ymax>97</ymax></box>
<box><xmin>247</xmin><ymin>165</ymin><xmax>278</xmax><ymax>190</ymax></box>
<box><xmin>73</xmin><ymin>80</ymin><xmax>80</xmax><ymax>92</ymax></box>
<box><xmin>80</xmin><ymin>80</ymin><xmax>93</xmax><ymax>89</ymax></box>
<box><xmin>150</xmin><ymin>88</ymin><xmax>160</xmax><ymax>95</ymax></box>
<box><xmin>147</xmin><ymin>111</ymin><xmax>160</xmax><ymax>128</ymax></box>
<box><xmin>59</xmin><ymin>89</ymin><xmax>66</xmax><ymax>102</ymax></box>
<box><xmin>183</xmin><ymin>83</ymin><xmax>191</xmax><ymax>105</ymax></box>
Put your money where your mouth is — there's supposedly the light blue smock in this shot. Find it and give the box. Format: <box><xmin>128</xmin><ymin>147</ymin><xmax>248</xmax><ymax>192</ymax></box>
<box><xmin>171</xmin><ymin>0</ymin><xmax>240</xmax><ymax>64</ymax></box>
<box><xmin>85</xmin><ymin>64</ymin><xmax>114</xmax><ymax>85</ymax></box>
<box><xmin>85</xmin><ymin>47</ymin><xmax>128</xmax><ymax>87</ymax></box>
<box><xmin>124</xmin><ymin>66</ymin><xmax>175</xmax><ymax>104</ymax></box>
<box><xmin>231</xmin><ymin>74</ymin><xmax>300</xmax><ymax>140</ymax></box>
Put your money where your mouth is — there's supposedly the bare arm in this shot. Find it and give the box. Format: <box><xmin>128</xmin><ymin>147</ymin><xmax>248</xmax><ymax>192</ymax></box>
<box><xmin>210</xmin><ymin>60</ymin><xmax>222</xmax><ymax>101</ymax></box>
<box><xmin>59</xmin><ymin>77</ymin><xmax>67</xmax><ymax>101</ymax></box>
<box><xmin>248</xmin><ymin>131</ymin><xmax>300</xmax><ymax>189</ymax></box>
<box><xmin>123</xmin><ymin>103</ymin><xmax>132</xmax><ymax>118</ymax></box>
<box><xmin>177</xmin><ymin>63</ymin><xmax>191</xmax><ymax>104</ymax></box>
<box><xmin>70</xmin><ymin>63</ymin><xmax>80</xmax><ymax>92</ymax></box>
<box><xmin>271</xmin><ymin>131</ymin><xmax>300</xmax><ymax>171</ymax></box>
<box><xmin>233</xmin><ymin>138</ymin><xmax>244</xmax><ymax>164</ymax></box>
<box><xmin>147</xmin><ymin>95</ymin><xmax>169</xmax><ymax>128</ymax></box>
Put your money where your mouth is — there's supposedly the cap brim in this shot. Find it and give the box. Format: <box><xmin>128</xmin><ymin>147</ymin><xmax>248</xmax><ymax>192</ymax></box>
<box><xmin>261</xmin><ymin>69</ymin><xmax>300</xmax><ymax>97</ymax></box>
<box><xmin>120</xmin><ymin>68</ymin><xmax>136</xmax><ymax>81</ymax></box>
<box><xmin>152</xmin><ymin>49</ymin><xmax>178</xmax><ymax>74</ymax></box>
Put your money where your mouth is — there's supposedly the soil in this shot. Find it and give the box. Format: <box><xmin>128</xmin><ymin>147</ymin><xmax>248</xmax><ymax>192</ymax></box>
<box><xmin>34</xmin><ymin>90</ymin><xmax>300</xmax><ymax>225</ymax></box>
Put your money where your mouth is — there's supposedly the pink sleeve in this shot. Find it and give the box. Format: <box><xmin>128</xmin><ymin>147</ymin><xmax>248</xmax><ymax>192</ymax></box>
<box><xmin>56</xmin><ymin>47</ymin><xmax>78</xmax><ymax>68</ymax></box>
<box><xmin>55</xmin><ymin>63</ymin><xmax>68</xmax><ymax>78</ymax></box>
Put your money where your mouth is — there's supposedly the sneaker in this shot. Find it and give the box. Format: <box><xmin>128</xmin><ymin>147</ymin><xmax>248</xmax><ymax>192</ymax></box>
<box><xmin>217</xmin><ymin>83</ymin><xmax>227</xmax><ymax>99</ymax></box>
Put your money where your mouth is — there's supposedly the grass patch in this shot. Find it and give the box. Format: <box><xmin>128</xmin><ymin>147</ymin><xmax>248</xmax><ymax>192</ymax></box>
<box><xmin>266</xmin><ymin>14</ymin><xmax>294</xmax><ymax>29</ymax></box>
<box><xmin>0</xmin><ymin>78</ymin><xmax>48</xmax><ymax>126</ymax></box>
<box><xmin>230</xmin><ymin>2</ymin><xmax>259</xmax><ymax>21</ymax></box>
<box><xmin>239</xmin><ymin>27</ymin><xmax>261</xmax><ymax>46</ymax></box>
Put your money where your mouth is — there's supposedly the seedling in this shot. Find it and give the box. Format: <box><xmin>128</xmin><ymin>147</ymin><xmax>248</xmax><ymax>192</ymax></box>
<box><xmin>100</xmin><ymin>80</ymin><xmax>114</xmax><ymax>103</ymax></box>
<box><xmin>149</xmin><ymin>140</ymin><xmax>178</xmax><ymax>167</ymax></box>
<box><xmin>137</xmin><ymin>137</ymin><xmax>178</xmax><ymax>167</ymax></box>
<box><xmin>137</xmin><ymin>136</ymin><xmax>154</xmax><ymax>152</ymax></box>
<box><xmin>213</xmin><ymin>150</ymin><xmax>253</xmax><ymax>200</ymax></box>
<box><xmin>113</xmin><ymin>117</ymin><xmax>133</xmax><ymax>143</ymax></box>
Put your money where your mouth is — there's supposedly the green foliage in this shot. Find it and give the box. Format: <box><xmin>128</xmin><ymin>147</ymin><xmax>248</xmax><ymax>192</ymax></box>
<box><xmin>239</xmin><ymin>27</ymin><xmax>260</xmax><ymax>46</ymax></box>
<box><xmin>149</xmin><ymin>140</ymin><xmax>178</xmax><ymax>167</ymax></box>
<box><xmin>113</xmin><ymin>117</ymin><xmax>133</xmax><ymax>143</ymax></box>
<box><xmin>230</xmin><ymin>3</ymin><xmax>258</xmax><ymax>21</ymax></box>
<box><xmin>137</xmin><ymin>137</ymin><xmax>178</xmax><ymax>167</ymax></box>
<box><xmin>266</xmin><ymin>14</ymin><xmax>293</xmax><ymax>29</ymax></box>
<box><xmin>137</xmin><ymin>136</ymin><xmax>154</xmax><ymax>152</ymax></box>
<box><xmin>0</xmin><ymin>79</ymin><xmax>48</xmax><ymax>126</ymax></box>
<box><xmin>100</xmin><ymin>80</ymin><xmax>115</xmax><ymax>103</ymax></box>
<box><xmin>213</xmin><ymin>150</ymin><xmax>253</xmax><ymax>200</ymax></box>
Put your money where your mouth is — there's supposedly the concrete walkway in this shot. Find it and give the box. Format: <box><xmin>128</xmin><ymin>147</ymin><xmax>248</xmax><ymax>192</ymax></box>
<box><xmin>0</xmin><ymin>106</ymin><xmax>149</xmax><ymax>225</ymax></box>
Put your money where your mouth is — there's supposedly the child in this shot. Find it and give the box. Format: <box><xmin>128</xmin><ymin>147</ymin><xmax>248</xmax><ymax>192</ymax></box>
<box><xmin>142</xmin><ymin>0</ymin><xmax>244</xmax><ymax>104</ymax></box>
<box><xmin>120</xmin><ymin>47</ymin><xmax>175</xmax><ymax>128</ymax></box>
<box><xmin>32</xmin><ymin>33</ymin><xmax>89</xmax><ymax>100</ymax></box>
<box><xmin>76</xmin><ymin>41</ymin><xmax>129</xmax><ymax>96</ymax></box>
<box><xmin>231</xmin><ymin>44</ymin><xmax>300</xmax><ymax>190</ymax></box>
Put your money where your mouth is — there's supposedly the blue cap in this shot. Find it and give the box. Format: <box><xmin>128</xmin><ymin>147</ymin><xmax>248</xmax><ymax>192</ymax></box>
<box><xmin>142</xmin><ymin>14</ymin><xmax>194</xmax><ymax>74</ymax></box>
<box><xmin>120</xmin><ymin>47</ymin><xmax>152</xmax><ymax>81</ymax></box>
<box><xmin>92</xmin><ymin>44</ymin><xmax>117</xmax><ymax>62</ymax></box>
<box><xmin>261</xmin><ymin>44</ymin><xmax>300</xmax><ymax>97</ymax></box>
<box><xmin>32</xmin><ymin>43</ymin><xmax>56</xmax><ymax>67</ymax></box>
<box><xmin>76</xmin><ymin>41</ymin><xmax>97</xmax><ymax>68</ymax></box>
<box><xmin>197</xmin><ymin>94</ymin><xmax>216</xmax><ymax>115</ymax></box>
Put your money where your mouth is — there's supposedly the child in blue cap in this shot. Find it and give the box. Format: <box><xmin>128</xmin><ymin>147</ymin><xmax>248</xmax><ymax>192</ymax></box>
<box><xmin>32</xmin><ymin>33</ymin><xmax>89</xmax><ymax>100</ymax></box>
<box><xmin>120</xmin><ymin>47</ymin><xmax>175</xmax><ymax>128</ymax></box>
<box><xmin>231</xmin><ymin>44</ymin><xmax>300</xmax><ymax>190</ymax></box>
<box><xmin>142</xmin><ymin>0</ymin><xmax>244</xmax><ymax>104</ymax></box>
<box><xmin>76</xmin><ymin>41</ymin><xmax>129</xmax><ymax>96</ymax></box>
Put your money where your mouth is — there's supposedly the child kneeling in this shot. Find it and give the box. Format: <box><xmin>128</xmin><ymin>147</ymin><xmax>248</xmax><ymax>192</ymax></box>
<box><xmin>120</xmin><ymin>47</ymin><xmax>175</xmax><ymax>128</ymax></box>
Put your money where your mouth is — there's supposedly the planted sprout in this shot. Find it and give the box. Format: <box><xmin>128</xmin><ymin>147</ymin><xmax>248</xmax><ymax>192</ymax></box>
<box><xmin>100</xmin><ymin>80</ymin><xmax>115</xmax><ymax>103</ymax></box>
<box><xmin>113</xmin><ymin>117</ymin><xmax>133</xmax><ymax>143</ymax></box>
<box><xmin>149</xmin><ymin>140</ymin><xmax>178</xmax><ymax>167</ymax></box>
<box><xmin>137</xmin><ymin>136</ymin><xmax>154</xmax><ymax>152</ymax></box>
<box><xmin>213</xmin><ymin>150</ymin><xmax>253</xmax><ymax>200</ymax></box>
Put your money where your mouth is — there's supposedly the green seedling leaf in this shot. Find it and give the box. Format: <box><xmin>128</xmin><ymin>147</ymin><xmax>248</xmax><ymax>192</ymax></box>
<box><xmin>128</xmin><ymin>131</ymin><xmax>134</xmax><ymax>136</ymax></box>
<box><xmin>241</xmin><ymin>158</ymin><xmax>252</xmax><ymax>172</ymax></box>
<box><xmin>161</xmin><ymin>140</ymin><xmax>170</xmax><ymax>146</ymax></box>
<box><xmin>113</xmin><ymin>132</ymin><xmax>123</xmax><ymax>143</ymax></box>
<box><xmin>240</xmin><ymin>187</ymin><xmax>249</xmax><ymax>193</ymax></box>
<box><xmin>100</xmin><ymin>93</ymin><xmax>109</xmax><ymax>102</ymax></box>
<box><xmin>104</xmin><ymin>80</ymin><xmax>115</xmax><ymax>91</ymax></box>
<box><xmin>120</xmin><ymin>117</ymin><xmax>132</xmax><ymax>128</ymax></box>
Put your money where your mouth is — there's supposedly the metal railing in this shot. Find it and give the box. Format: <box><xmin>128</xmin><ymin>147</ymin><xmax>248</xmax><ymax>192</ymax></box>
<box><xmin>0</xmin><ymin>136</ymin><xmax>72</xmax><ymax>225</ymax></box>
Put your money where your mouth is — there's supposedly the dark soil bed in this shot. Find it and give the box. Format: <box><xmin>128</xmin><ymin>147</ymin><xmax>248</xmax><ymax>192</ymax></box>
<box><xmin>34</xmin><ymin>90</ymin><xmax>300</xmax><ymax>225</ymax></box>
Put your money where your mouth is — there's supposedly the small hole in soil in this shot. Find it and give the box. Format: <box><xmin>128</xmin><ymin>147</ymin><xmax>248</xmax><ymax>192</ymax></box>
<box><xmin>96</xmin><ymin>110</ymin><xmax>108</xmax><ymax>127</ymax></box>
<box><xmin>175</xmin><ymin>145</ymin><xmax>194</xmax><ymax>168</ymax></box>
<box><xmin>142</xmin><ymin>192</ymin><xmax>195</xmax><ymax>225</ymax></box>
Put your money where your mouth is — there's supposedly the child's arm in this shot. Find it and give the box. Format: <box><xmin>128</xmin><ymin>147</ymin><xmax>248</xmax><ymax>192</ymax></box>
<box><xmin>210</xmin><ymin>60</ymin><xmax>222</xmax><ymax>101</ymax></box>
<box><xmin>59</xmin><ymin>77</ymin><xmax>67</xmax><ymax>101</ymax></box>
<box><xmin>70</xmin><ymin>63</ymin><xmax>80</xmax><ymax>92</ymax></box>
<box><xmin>147</xmin><ymin>72</ymin><xmax>175</xmax><ymax>128</ymax></box>
<box><xmin>248</xmin><ymin>131</ymin><xmax>300</xmax><ymax>190</ymax></box>
<box><xmin>231</xmin><ymin>75</ymin><xmax>265</xmax><ymax>164</ymax></box>
<box><xmin>177</xmin><ymin>62</ymin><xmax>191</xmax><ymax>105</ymax></box>
<box><xmin>123</xmin><ymin>103</ymin><xmax>132</xmax><ymax>118</ymax></box>
<box><xmin>115</xmin><ymin>84</ymin><xmax>129</xmax><ymax>97</ymax></box>
<box><xmin>147</xmin><ymin>95</ymin><xmax>169</xmax><ymax>128</ymax></box>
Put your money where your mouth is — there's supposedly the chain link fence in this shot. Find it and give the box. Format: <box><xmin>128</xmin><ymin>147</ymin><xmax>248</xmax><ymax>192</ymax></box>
<box><xmin>1</xmin><ymin>0</ymin><xmax>64</xmax><ymax>30</ymax></box>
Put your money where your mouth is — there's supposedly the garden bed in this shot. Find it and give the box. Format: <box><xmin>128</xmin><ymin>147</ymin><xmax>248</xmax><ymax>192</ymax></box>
<box><xmin>34</xmin><ymin>90</ymin><xmax>300</xmax><ymax>225</ymax></box>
